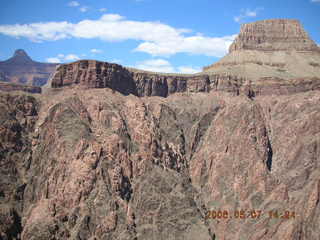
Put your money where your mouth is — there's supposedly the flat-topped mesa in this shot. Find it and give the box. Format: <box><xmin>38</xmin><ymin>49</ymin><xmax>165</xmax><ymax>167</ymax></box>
<box><xmin>229</xmin><ymin>19</ymin><xmax>319</xmax><ymax>52</ymax></box>
<box><xmin>50</xmin><ymin>60</ymin><xmax>215</xmax><ymax>97</ymax></box>
<box><xmin>51</xmin><ymin>60</ymin><xmax>137</xmax><ymax>95</ymax></box>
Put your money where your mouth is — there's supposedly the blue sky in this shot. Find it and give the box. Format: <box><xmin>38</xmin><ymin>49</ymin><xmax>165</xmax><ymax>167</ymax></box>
<box><xmin>0</xmin><ymin>0</ymin><xmax>319</xmax><ymax>73</ymax></box>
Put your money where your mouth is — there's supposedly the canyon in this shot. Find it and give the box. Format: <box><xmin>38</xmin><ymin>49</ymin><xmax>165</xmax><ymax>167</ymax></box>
<box><xmin>1</xmin><ymin>19</ymin><xmax>320</xmax><ymax>240</ymax></box>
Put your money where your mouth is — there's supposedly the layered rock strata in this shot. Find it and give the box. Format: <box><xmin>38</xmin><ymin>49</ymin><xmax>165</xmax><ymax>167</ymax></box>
<box><xmin>229</xmin><ymin>19</ymin><xmax>319</xmax><ymax>52</ymax></box>
<box><xmin>204</xmin><ymin>19</ymin><xmax>320</xmax><ymax>86</ymax></box>
<box><xmin>51</xmin><ymin>59</ymin><xmax>320</xmax><ymax>98</ymax></box>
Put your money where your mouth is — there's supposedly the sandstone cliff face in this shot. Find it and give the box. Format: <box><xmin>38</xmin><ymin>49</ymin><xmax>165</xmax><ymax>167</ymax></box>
<box><xmin>51</xmin><ymin>59</ymin><xmax>320</xmax><ymax>98</ymax></box>
<box><xmin>51</xmin><ymin>63</ymin><xmax>212</xmax><ymax>97</ymax></box>
<box><xmin>229</xmin><ymin>19</ymin><xmax>319</xmax><ymax>52</ymax></box>
<box><xmin>0</xmin><ymin>49</ymin><xmax>57</xmax><ymax>86</ymax></box>
<box><xmin>51</xmin><ymin>60</ymin><xmax>137</xmax><ymax>96</ymax></box>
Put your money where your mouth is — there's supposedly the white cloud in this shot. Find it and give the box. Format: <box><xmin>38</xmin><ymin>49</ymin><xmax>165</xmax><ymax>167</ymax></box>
<box><xmin>234</xmin><ymin>8</ymin><xmax>263</xmax><ymax>23</ymax></box>
<box><xmin>135</xmin><ymin>35</ymin><xmax>236</xmax><ymax>57</ymax></box>
<box><xmin>90</xmin><ymin>49</ymin><xmax>103</xmax><ymax>54</ymax></box>
<box><xmin>135</xmin><ymin>59</ymin><xmax>201</xmax><ymax>74</ymax></box>
<box><xmin>0</xmin><ymin>21</ymin><xmax>73</xmax><ymax>42</ymax></box>
<box><xmin>80</xmin><ymin>6</ymin><xmax>89</xmax><ymax>12</ymax></box>
<box><xmin>0</xmin><ymin>14</ymin><xmax>236</xmax><ymax>57</ymax></box>
<box><xmin>99</xmin><ymin>8</ymin><xmax>107</xmax><ymax>12</ymax></box>
<box><xmin>46</xmin><ymin>53</ymin><xmax>80</xmax><ymax>63</ymax></box>
<box><xmin>46</xmin><ymin>57</ymin><xmax>61</xmax><ymax>63</ymax></box>
<box><xmin>68</xmin><ymin>1</ymin><xmax>80</xmax><ymax>7</ymax></box>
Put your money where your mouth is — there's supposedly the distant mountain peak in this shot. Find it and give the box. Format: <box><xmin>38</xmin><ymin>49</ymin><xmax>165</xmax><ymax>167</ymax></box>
<box><xmin>14</xmin><ymin>49</ymin><xmax>29</xmax><ymax>57</ymax></box>
<box><xmin>11</xmin><ymin>49</ymin><xmax>33</xmax><ymax>63</ymax></box>
<box><xmin>0</xmin><ymin>49</ymin><xmax>58</xmax><ymax>86</ymax></box>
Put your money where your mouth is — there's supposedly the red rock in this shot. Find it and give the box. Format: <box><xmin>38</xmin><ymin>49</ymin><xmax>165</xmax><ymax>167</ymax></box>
<box><xmin>1</xmin><ymin>19</ymin><xmax>320</xmax><ymax>240</ymax></box>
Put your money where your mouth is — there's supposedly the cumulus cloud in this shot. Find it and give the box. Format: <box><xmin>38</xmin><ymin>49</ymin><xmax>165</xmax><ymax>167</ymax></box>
<box><xmin>46</xmin><ymin>53</ymin><xmax>80</xmax><ymax>63</ymax></box>
<box><xmin>68</xmin><ymin>1</ymin><xmax>80</xmax><ymax>7</ymax></box>
<box><xmin>135</xmin><ymin>59</ymin><xmax>201</xmax><ymax>74</ymax></box>
<box><xmin>0</xmin><ymin>14</ymin><xmax>236</xmax><ymax>57</ymax></box>
<box><xmin>90</xmin><ymin>49</ymin><xmax>103</xmax><ymax>54</ymax></box>
<box><xmin>135</xmin><ymin>35</ymin><xmax>236</xmax><ymax>57</ymax></box>
<box><xmin>234</xmin><ymin>8</ymin><xmax>263</xmax><ymax>23</ymax></box>
<box><xmin>0</xmin><ymin>21</ymin><xmax>73</xmax><ymax>42</ymax></box>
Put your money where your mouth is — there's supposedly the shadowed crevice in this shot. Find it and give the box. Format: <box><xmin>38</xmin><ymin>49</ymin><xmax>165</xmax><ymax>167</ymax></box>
<box><xmin>266</xmin><ymin>137</ymin><xmax>273</xmax><ymax>171</ymax></box>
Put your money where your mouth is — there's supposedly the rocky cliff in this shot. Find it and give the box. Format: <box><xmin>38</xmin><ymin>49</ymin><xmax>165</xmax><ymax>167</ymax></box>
<box><xmin>0</xmin><ymin>49</ymin><xmax>57</xmax><ymax>86</ymax></box>
<box><xmin>1</xmin><ymin>87</ymin><xmax>320</xmax><ymax>239</ymax></box>
<box><xmin>51</xmin><ymin>61</ymin><xmax>320</xmax><ymax>98</ymax></box>
<box><xmin>228</xmin><ymin>19</ymin><xmax>319</xmax><ymax>52</ymax></box>
<box><xmin>1</xmin><ymin>19</ymin><xmax>320</xmax><ymax>240</ymax></box>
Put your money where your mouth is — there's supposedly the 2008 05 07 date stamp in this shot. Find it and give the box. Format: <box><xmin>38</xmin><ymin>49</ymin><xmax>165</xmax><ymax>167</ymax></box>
<box><xmin>205</xmin><ymin>210</ymin><xmax>296</xmax><ymax>220</ymax></box>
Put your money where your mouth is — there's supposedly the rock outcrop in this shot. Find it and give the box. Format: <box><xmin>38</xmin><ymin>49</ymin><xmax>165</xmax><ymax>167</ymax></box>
<box><xmin>0</xmin><ymin>49</ymin><xmax>57</xmax><ymax>86</ymax></box>
<box><xmin>1</xmin><ymin>19</ymin><xmax>320</xmax><ymax>240</ymax></box>
<box><xmin>51</xmin><ymin>61</ymin><xmax>320</xmax><ymax>98</ymax></box>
